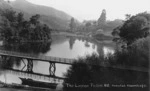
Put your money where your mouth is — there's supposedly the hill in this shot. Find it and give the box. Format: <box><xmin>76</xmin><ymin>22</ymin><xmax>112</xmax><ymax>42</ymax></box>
<box><xmin>0</xmin><ymin>0</ymin><xmax>12</xmax><ymax>9</ymax></box>
<box><xmin>0</xmin><ymin>0</ymin><xmax>72</xmax><ymax>30</ymax></box>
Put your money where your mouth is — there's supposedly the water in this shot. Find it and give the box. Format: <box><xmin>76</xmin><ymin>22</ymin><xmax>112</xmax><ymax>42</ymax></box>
<box><xmin>0</xmin><ymin>35</ymin><xmax>115</xmax><ymax>89</ymax></box>
<box><xmin>44</xmin><ymin>36</ymin><xmax>98</xmax><ymax>59</ymax></box>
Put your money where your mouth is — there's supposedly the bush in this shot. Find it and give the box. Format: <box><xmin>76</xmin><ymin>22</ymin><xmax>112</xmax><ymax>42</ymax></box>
<box><xmin>110</xmin><ymin>37</ymin><xmax>149</xmax><ymax>68</ymax></box>
<box><xmin>63</xmin><ymin>53</ymin><xmax>149</xmax><ymax>91</ymax></box>
<box><xmin>0</xmin><ymin>9</ymin><xmax>52</xmax><ymax>43</ymax></box>
<box><xmin>112</xmin><ymin>12</ymin><xmax>150</xmax><ymax>45</ymax></box>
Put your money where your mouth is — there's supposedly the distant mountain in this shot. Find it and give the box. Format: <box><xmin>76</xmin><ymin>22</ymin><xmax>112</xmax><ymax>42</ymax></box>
<box><xmin>10</xmin><ymin>0</ymin><xmax>71</xmax><ymax>21</ymax></box>
<box><xmin>0</xmin><ymin>0</ymin><xmax>72</xmax><ymax>30</ymax></box>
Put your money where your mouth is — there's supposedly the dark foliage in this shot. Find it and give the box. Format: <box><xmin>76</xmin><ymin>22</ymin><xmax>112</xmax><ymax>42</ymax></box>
<box><xmin>63</xmin><ymin>36</ymin><xmax>149</xmax><ymax>91</ymax></box>
<box><xmin>69</xmin><ymin>18</ymin><xmax>76</xmax><ymax>31</ymax></box>
<box><xmin>112</xmin><ymin>12</ymin><xmax>150</xmax><ymax>45</ymax></box>
<box><xmin>0</xmin><ymin>9</ymin><xmax>52</xmax><ymax>43</ymax></box>
<box><xmin>63</xmin><ymin>54</ymin><xmax>149</xmax><ymax>91</ymax></box>
<box><xmin>0</xmin><ymin>56</ymin><xmax>22</xmax><ymax>69</ymax></box>
<box><xmin>3</xmin><ymin>41</ymin><xmax>51</xmax><ymax>54</ymax></box>
<box><xmin>110</xmin><ymin>37</ymin><xmax>149</xmax><ymax>68</ymax></box>
<box><xmin>98</xmin><ymin>9</ymin><xmax>106</xmax><ymax>26</ymax></box>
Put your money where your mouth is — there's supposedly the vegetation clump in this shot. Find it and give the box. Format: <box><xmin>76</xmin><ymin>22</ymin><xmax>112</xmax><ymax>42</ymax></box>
<box><xmin>64</xmin><ymin>52</ymin><xmax>149</xmax><ymax>91</ymax></box>
<box><xmin>112</xmin><ymin>12</ymin><xmax>150</xmax><ymax>45</ymax></box>
<box><xmin>0</xmin><ymin>9</ymin><xmax>52</xmax><ymax>43</ymax></box>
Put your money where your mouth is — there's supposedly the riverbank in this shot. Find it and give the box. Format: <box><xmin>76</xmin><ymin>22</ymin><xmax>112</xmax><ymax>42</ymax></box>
<box><xmin>51</xmin><ymin>31</ymin><xmax>89</xmax><ymax>38</ymax></box>
<box><xmin>51</xmin><ymin>31</ymin><xmax>115</xmax><ymax>49</ymax></box>
<box><xmin>0</xmin><ymin>81</ymin><xmax>57</xmax><ymax>91</ymax></box>
<box><xmin>51</xmin><ymin>31</ymin><xmax>113</xmax><ymax>42</ymax></box>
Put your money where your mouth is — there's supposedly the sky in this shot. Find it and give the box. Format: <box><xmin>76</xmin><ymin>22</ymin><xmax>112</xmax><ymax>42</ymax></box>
<box><xmin>8</xmin><ymin>0</ymin><xmax>150</xmax><ymax>22</ymax></box>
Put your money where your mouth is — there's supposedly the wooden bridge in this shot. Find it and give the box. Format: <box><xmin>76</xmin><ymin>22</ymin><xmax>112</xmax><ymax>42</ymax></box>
<box><xmin>0</xmin><ymin>49</ymin><xmax>75</xmax><ymax>65</ymax></box>
<box><xmin>0</xmin><ymin>49</ymin><xmax>76</xmax><ymax>77</ymax></box>
<box><xmin>0</xmin><ymin>49</ymin><xmax>148</xmax><ymax>75</ymax></box>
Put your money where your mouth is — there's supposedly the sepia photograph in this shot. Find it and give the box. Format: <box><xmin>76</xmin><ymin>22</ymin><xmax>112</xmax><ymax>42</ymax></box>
<box><xmin>0</xmin><ymin>0</ymin><xmax>149</xmax><ymax>91</ymax></box>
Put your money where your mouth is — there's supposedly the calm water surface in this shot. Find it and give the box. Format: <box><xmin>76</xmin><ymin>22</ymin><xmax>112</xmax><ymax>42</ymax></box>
<box><xmin>0</xmin><ymin>35</ymin><xmax>115</xmax><ymax>89</ymax></box>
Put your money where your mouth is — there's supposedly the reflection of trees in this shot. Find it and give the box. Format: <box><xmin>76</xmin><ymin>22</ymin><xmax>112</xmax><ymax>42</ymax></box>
<box><xmin>78</xmin><ymin>37</ymin><xmax>104</xmax><ymax>56</ymax></box>
<box><xmin>68</xmin><ymin>36</ymin><xmax>107</xmax><ymax>56</ymax></box>
<box><xmin>69</xmin><ymin>37</ymin><xmax>76</xmax><ymax>50</ymax></box>
<box><xmin>0</xmin><ymin>56</ymin><xmax>21</xmax><ymax>69</ymax></box>
<box><xmin>96</xmin><ymin>43</ymin><xmax>104</xmax><ymax>56</ymax></box>
<box><xmin>85</xmin><ymin>41</ymin><xmax>90</xmax><ymax>48</ymax></box>
<box><xmin>3</xmin><ymin>41</ymin><xmax>51</xmax><ymax>54</ymax></box>
<box><xmin>0</xmin><ymin>41</ymin><xmax>51</xmax><ymax>69</ymax></box>
<box><xmin>92</xmin><ymin>44</ymin><xmax>95</xmax><ymax>49</ymax></box>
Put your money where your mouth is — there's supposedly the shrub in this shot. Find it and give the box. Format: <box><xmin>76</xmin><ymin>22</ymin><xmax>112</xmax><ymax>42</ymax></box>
<box><xmin>63</xmin><ymin>52</ymin><xmax>149</xmax><ymax>91</ymax></box>
<box><xmin>110</xmin><ymin>37</ymin><xmax>149</xmax><ymax>68</ymax></box>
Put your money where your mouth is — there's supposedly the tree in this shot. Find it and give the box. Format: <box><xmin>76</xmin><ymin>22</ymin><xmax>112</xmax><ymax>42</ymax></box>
<box><xmin>30</xmin><ymin>14</ymin><xmax>40</xmax><ymax>25</ymax></box>
<box><xmin>0</xmin><ymin>9</ymin><xmax>18</xmax><ymax>42</ymax></box>
<box><xmin>0</xmin><ymin>9</ymin><xmax>17</xmax><ymax>22</ymax></box>
<box><xmin>63</xmin><ymin>53</ymin><xmax>149</xmax><ymax>91</ymax></box>
<box><xmin>69</xmin><ymin>17</ymin><xmax>76</xmax><ymax>31</ymax></box>
<box><xmin>17</xmin><ymin>12</ymin><xmax>24</xmax><ymax>24</ymax></box>
<box><xmin>112</xmin><ymin>12</ymin><xmax>150</xmax><ymax>45</ymax></box>
<box><xmin>63</xmin><ymin>60</ymin><xmax>93</xmax><ymax>91</ymax></box>
<box><xmin>98</xmin><ymin>9</ymin><xmax>106</xmax><ymax>26</ymax></box>
<box><xmin>0</xmin><ymin>9</ymin><xmax>52</xmax><ymax>43</ymax></box>
<box><xmin>85</xmin><ymin>22</ymin><xmax>91</xmax><ymax>27</ymax></box>
<box><xmin>125</xmin><ymin>14</ymin><xmax>131</xmax><ymax>20</ymax></box>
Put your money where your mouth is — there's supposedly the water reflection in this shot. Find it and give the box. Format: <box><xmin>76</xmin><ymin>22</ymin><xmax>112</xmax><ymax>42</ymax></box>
<box><xmin>0</xmin><ymin>41</ymin><xmax>52</xmax><ymax>70</ymax></box>
<box><xmin>85</xmin><ymin>41</ymin><xmax>90</xmax><ymax>48</ymax></box>
<box><xmin>103</xmin><ymin>46</ymin><xmax>115</xmax><ymax>57</ymax></box>
<box><xmin>0</xmin><ymin>59</ymin><xmax>68</xmax><ymax>90</ymax></box>
<box><xmin>69</xmin><ymin>37</ymin><xmax>76</xmax><ymax>50</ymax></box>
<box><xmin>2</xmin><ymin>41</ymin><xmax>51</xmax><ymax>54</ymax></box>
<box><xmin>0</xmin><ymin>56</ymin><xmax>22</xmax><ymax>69</ymax></box>
<box><xmin>44</xmin><ymin>36</ymin><xmax>113</xmax><ymax>59</ymax></box>
<box><xmin>0</xmin><ymin>35</ymin><xmax>115</xmax><ymax>89</ymax></box>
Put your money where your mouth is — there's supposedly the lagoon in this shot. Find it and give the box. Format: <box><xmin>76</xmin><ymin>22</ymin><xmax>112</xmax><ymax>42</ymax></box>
<box><xmin>0</xmin><ymin>35</ymin><xmax>115</xmax><ymax>88</ymax></box>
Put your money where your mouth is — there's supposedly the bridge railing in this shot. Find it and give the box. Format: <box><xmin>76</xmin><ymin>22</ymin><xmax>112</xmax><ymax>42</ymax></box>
<box><xmin>0</xmin><ymin>50</ymin><xmax>148</xmax><ymax>72</ymax></box>
<box><xmin>0</xmin><ymin>49</ymin><xmax>75</xmax><ymax>64</ymax></box>
<box><xmin>0</xmin><ymin>49</ymin><xmax>38</xmax><ymax>58</ymax></box>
